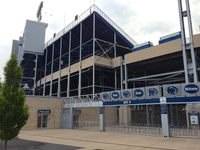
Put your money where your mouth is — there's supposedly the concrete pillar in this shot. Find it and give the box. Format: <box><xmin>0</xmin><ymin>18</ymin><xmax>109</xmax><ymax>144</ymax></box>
<box><xmin>119</xmin><ymin>106</ymin><xmax>131</xmax><ymax>125</ymax></box>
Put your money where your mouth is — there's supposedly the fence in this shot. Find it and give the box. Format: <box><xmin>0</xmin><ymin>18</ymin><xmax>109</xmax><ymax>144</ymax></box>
<box><xmin>170</xmin><ymin>127</ymin><xmax>200</xmax><ymax>137</ymax></box>
<box><xmin>72</xmin><ymin>121</ymin><xmax>200</xmax><ymax>138</ymax></box>
<box><xmin>73</xmin><ymin>121</ymin><xmax>99</xmax><ymax>131</ymax></box>
<box><xmin>105</xmin><ymin>124</ymin><xmax>162</xmax><ymax>136</ymax></box>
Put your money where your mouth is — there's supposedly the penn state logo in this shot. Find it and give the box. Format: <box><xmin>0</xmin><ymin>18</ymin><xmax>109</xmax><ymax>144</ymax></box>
<box><xmin>134</xmin><ymin>89</ymin><xmax>144</xmax><ymax>97</ymax></box>
<box><xmin>112</xmin><ymin>92</ymin><xmax>120</xmax><ymax>99</ymax></box>
<box><xmin>123</xmin><ymin>91</ymin><xmax>131</xmax><ymax>98</ymax></box>
<box><xmin>148</xmin><ymin>88</ymin><xmax>158</xmax><ymax>96</ymax></box>
<box><xmin>167</xmin><ymin>86</ymin><xmax>178</xmax><ymax>95</ymax></box>
<box><xmin>184</xmin><ymin>84</ymin><xmax>199</xmax><ymax>94</ymax></box>
<box><xmin>103</xmin><ymin>93</ymin><xmax>110</xmax><ymax>101</ymax></box>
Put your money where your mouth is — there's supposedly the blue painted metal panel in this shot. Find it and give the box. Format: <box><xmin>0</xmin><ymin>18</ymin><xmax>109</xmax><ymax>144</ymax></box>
<box><xmin>159</xmin><ymin>33</ymin><xmax>181</xmax><ymax>44</ymax></box>
<box><xmin>132</xmin><ymin>42</ymin><xmax>153</xmax><ymax>51</ymax></box>
<box><xmin>103</xmin><ymin>96</ymin><xmax>200</xmax><ymax>106</ymax></box>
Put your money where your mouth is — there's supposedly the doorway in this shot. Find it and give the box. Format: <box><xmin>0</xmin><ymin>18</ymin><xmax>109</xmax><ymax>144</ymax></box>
<box><xmin>37</xmin><ymin>109</ymin><xmax>51</xmax><ymax>128</ymax></box>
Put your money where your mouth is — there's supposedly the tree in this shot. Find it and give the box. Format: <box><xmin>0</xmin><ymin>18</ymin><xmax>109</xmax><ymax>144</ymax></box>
<box><xmin>0</xmin><ymin>54</ymin><xmax>29</xmax><ymax>150</ymax></box>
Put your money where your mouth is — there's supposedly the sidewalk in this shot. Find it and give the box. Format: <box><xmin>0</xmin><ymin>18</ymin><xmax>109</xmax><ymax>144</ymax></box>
<box><xmin>19</xmin><ymin>129</ymin><xmax>200</xmax><ymax>150</ymax></box>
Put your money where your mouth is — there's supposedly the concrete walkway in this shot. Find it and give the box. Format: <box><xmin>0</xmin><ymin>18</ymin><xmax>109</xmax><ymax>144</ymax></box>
<box><xmin>19</xmin><ymin>129</ymin><xmax>200</xmax><ymax>150</ymax></box>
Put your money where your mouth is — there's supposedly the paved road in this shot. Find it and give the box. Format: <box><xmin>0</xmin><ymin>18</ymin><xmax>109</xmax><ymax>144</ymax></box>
<box><xmin>0</xmin><ymin>139</ymin><xmax>82</xmax><ymax>150</ymax></box>
<box><xmin>19</xmin><ymin>129</ymin><xmax>200</xmax><ymax>150</ymax></box>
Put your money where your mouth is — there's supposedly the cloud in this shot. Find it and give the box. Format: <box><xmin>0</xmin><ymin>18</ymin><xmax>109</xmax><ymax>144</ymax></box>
<box><xmin>0</xmin><ymin>0</ymin><xmax>199</xmax><ymax>80</ymax></box>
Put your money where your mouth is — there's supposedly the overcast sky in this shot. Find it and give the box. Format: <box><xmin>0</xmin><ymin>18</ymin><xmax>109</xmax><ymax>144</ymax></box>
<box><xmin>0</xmin><ymin>0</ymin><xmax>199</xmax><ymax>81</ymax></box>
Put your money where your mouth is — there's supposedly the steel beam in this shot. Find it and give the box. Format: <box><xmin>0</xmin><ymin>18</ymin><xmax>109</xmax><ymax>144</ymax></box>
<box><xmin>178</xmin><ymin>0</ymin><xmax>189</xmax><ymax>83</ymax></box>
<box><xmin>128</xmin><ymin>70</ymin><xmax>184</xmax><ymax>82</ymax></box>
<box><xmin>185</xmin><ymin>0</ymin><xmax>198</xmax><ymax>82</ymax></box>
<box><xmin>33</xmin><ymin>54</ymin><xmax>38</xmax><ymax>95</ymax></box>
<box><xmin>67</xmin><ymin>31</ymin><xmax>71</xmax><ymax>98</ymax></box>
<box><xmin>57</xmin><ymin>37</ymin><xmax>62</xmax><ymax>97</ymax></box>
<box><xmin>50</xmin><ymin>44</ymin><xmax>54</xmax><ymax>96</ymax></box>
<box><xmin>92</xmin><ymin>13</ymin><xmax>96</xmax><ymax>98</ymax></box>
<box><xmin>43</xmin><ymin>48</ymin><xmax>48</xmax><ymax>96</ymax></box>
<box><xmin>78</xmin><ymin>23</ymin><xmax>82</xmax><ymax>97</ymax></box>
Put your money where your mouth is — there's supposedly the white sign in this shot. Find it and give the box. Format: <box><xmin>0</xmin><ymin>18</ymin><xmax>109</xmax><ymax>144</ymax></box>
<box><xmin>160</xmin><ymin>97</ymin><xmax>166</xmax><ymax>104</ymax></box>
<box><xmin>190</xmin><ymin>115</ymin><xmax>199</xmax><ymax>125</ymax></box>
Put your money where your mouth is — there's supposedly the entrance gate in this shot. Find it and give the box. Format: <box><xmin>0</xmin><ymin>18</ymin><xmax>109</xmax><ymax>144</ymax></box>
<box><xmin>62</xmin><ymin>96</ymin><xmax>200</xmax><ymax>138</ymax></box>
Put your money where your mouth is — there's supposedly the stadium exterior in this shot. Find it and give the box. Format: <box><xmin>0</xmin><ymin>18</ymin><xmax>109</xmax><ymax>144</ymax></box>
<box><xmin>12</xmin><ymin>4</ymin><xmax>200</xmax><ymax>137</ymax></box>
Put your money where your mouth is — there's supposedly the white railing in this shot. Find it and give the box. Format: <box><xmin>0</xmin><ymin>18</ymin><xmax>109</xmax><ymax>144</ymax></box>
<box><xmin>45</xmin><ymin>5</ymin><xmax>136</xmax><ymax>48</ymax></box>
<box><xmin>63</xmin><ymin>93</ymin><xmax>101</xmax><ymax>104</ymax></box>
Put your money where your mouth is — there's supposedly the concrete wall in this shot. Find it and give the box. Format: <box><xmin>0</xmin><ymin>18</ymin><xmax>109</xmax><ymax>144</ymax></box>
<box><xmin>23</xmin><ymin>96</ymin><xmax>62</xmax><ymax>129</ymax></box>
<box><xmin>76</xmin><ymin>107</ymin><xmax>118</xmax><ymax>124</ymax></box>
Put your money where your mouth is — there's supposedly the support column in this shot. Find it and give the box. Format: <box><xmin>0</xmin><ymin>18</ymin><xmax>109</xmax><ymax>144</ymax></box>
<box><xmin>114</xmin><ymin>33</ymin><xmax>117</xmax><ymax>90</ymax></box>
<box><xmin>92</xmin><ymin>13</ymin><xmax>96</xmax><ymax>98</ymax></box>
<box><xmin>185</xmin><ymin>0</ymin><xmax>198</xmax><ymax>82</ymax></box>
<box><xmin>120</xmin><ymin>56</ymin><xmax>123</xmax><ymax>91</ymax></box>
<box><xmin>57</xmin><ymin>37</ymin><xmax>62</xmax><ymax>97</ymax></box>
<box><xmin>33</xmin><ymin>54</ymin><xmax>38</xmax><ymax>95</ymax></box>
<box><xmin>67</xmin><ymin>31</ymin><xmax>71</xmax><ymax>98</ymax></box>
<box><xmin>78</xmin><ymin>23</ymin><xmax>82</xmax><ymax>97</ymax></box>
<box><xmin>124</xmin><ymin>62</ymin><xmax>128</xmax><ymax>89</ymax></box>
<box><xmin>50</xmin><ymin>44</ymin><xmax>54</xmax><ymax>96</ymax></box>
<box><xmin>43</xmin><ymin>48</ymin><xmax>48</xmax><ymax>96</ymax></box>
<box><xmin>178</xmin><ymin>0</ymin><xmax>189</xmax><ymax>83</ymax></box>
<box><xmin>119</xmin><ymin>106</ymin><xmax>131</xmax><ymax>125</ymax></box>
<box><xmin>178</xmin><ymin>0</ymin><xmax>198</xmax><ymax>82</ymax></box>
<box><xmin>99</xmin><ymin>107</ymin><xmax>105</xmax><ymax>131</ymax></box>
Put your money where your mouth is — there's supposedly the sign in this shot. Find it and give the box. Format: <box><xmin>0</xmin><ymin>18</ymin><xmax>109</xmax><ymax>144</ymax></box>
<box><xmin>184</xmin><ymin>84</ymin><xmax>199</xmax><ymax>94</ymax></box>
<box><xmin>160</xmin><ymin>97</ymin><xmax>166</xmax><ymax>104</ymax></box>
<box><xmin>133</xmin><ymin>88</ymin><xmax>145</xmax><ymax>99</ymax></box>
<box><xmin>38</xmin><ymin>109</ymin><xmax>51</xmax><ymax>115</ymax></box>
<box><xmin>111</xmin><ymin>91</ymin><xmax>121</xmax><ymax>101</ymax></box>
<box><xmin>101</xmin><ymin>92</ymin><xmax>111</xmax><ymax>101</ymax></box>
<box><xmin>145</xmin><ymin>86</ymin><xmax>161</xmax><ymax>98</ymax></box>
<box><xmin>190</xmin><ymin>115</ymin><xmax>199</xmax><ymax>125</ymax></box>
<box><xmin>182</xmin><ymin>83</ymin><xmax>200</xmax><ymax>96</ymax></box>
<box><xmin>121</xmin><ymin>89</ymin><xmax>132</xmax><ymax>101</ymax></box>
<box><xmin>163</xmin><ymin>84</ymin><xmax>182</xmax><ymax>97</ymax></box>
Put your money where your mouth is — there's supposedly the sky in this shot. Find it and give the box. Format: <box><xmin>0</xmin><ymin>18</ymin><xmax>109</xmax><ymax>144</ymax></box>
<box><xmin>0</xmin><ymin>0</ymin><xmax>199</xmax><ymax>81</ymax></box>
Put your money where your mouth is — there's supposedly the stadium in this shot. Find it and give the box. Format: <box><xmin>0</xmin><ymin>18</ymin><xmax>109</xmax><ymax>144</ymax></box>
<box><xmin>11</xmin><ymin>1</ymin><xmax>200</xmax><ymax>137</ymax></box>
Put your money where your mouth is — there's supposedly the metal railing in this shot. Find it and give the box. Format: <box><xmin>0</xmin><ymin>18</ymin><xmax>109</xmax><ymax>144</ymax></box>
<box><xmin>45</xmin><ymin>5</ymin><xmax>136</xmax><ymax>48</ymax></box>
<box><xmin>170</xmin><ymin>127</ymin><xmax>200</xmax><ymax>137</ymax></box>
<box><xmin>63</xmin><ymin>93</ymin><xmax>101</xmax><ymax>104</ymax></box>
<box><xmin>105</xmin><ymin>124</ymin><xmax>162</xmax><ymax>136</ymax></box>
<box><xmin>73</xmin><ymin>121</ymin><xmax>99</xmax><ymax>131</ymax></box>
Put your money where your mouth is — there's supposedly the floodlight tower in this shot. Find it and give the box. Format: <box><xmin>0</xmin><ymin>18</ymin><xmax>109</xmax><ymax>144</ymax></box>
<box><xmin>36</xmin><ymin>1</ymin><xmax>43</xmax><ymax>22</ymax></box>
<box><xmin>178</xmin><ymin>0</ymin><xmax>198</xmax><ymax>83</ymax></box>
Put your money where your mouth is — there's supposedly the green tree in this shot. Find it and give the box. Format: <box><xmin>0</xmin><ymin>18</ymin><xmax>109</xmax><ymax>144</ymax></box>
<box><xmin>0</xmin><ymin>54</ymin><xmax>29</xmax><ymax>150</ymax></box>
